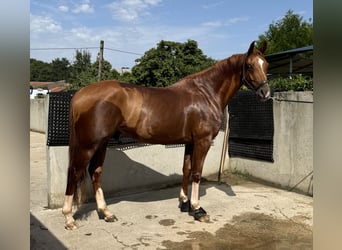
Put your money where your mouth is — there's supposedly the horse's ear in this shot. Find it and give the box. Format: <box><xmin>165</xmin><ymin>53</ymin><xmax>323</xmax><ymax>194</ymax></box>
<box><xmin>259</xmin><ymin>41</ymin><xmax>267</xmax><ymax>54</ymax></box>
<box><xmin>247</xmin><ymin>41</ymin><xmax>255</xmax><ymax>56</ymax></box>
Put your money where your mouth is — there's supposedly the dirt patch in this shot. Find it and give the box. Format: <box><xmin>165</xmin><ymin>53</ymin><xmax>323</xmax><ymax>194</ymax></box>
<box><xmin>162</xmin><ymin>212</ymin><xmax>312</xmax><ymax>249</ymax></box>
<box><xmin>145</xmin><ymin>215</ymin><xmax>158</xmax><ymax>220</ymax></box>
<box><xmin>159</xmin><ymin>219</ymin><xmax>176</xmax><ymax>226</ymax></box>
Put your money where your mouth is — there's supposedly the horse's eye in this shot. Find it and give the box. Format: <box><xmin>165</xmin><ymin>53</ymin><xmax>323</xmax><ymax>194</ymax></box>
<box><xmin>247</xmin><ymin>64</ymin><xmax>253</xmax><ymax>70</ymax></box>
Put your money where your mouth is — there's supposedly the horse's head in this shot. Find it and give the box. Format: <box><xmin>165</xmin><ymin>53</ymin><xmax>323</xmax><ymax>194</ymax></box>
<box><xmin>242</xmin><ymin>41</ymin><xmax>270</xmax><ymax>101</ymax></box>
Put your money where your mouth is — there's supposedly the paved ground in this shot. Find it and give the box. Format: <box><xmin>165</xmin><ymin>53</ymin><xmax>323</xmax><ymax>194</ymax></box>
<box><xmin>30</xmin><ymin>131</ymin><xmax>313</xmax><ymax>249</ymax></box>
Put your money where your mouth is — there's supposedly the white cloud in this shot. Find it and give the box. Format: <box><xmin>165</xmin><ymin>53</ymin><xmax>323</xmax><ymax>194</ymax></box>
<box><xmin>58</xmin><ymin>5</ymin><xmax>69</xmax><ymax>12</ymax></box>
<box><xmin>224</xmin><ymin>16</ymin><xmax>249</xmax><ymax>25</ymax></box>
<box><xmin>202</xmin><ymin>21</ymin><xmax>222</xmax><ymax>28</ymax></box>
<box><xmin>108</xmin><ymin>0</ymin><xmax>162</xmax><ymax>22</ymax></box>
<box><xmin>201</xmin><ymin>16</ymin><xmax>249</xmax><ymax>29</ymax></box>
<box><xmin>72</xmin><ymin>3</ymin><xmax>94</xmax><ymax>14</ymax></box>
<box><xmin>69</xmin><ymin>27</ymin><xmax>101</xmax><ymax>42</ymax></box>
<box><xmin>30</xmin><ymin>14</ymin><xmax>62</xmax><ymax>33</ymax></box>
<box><xmin>30</xmin><ymin>1</ymin><xmax>235</xmax><ymax>68</ymax></box>
<box><xmin>30</xmin><ymin>18</ymin><xmax>223</xmax><ymax>68</ymax></box>
<box><xmin>201</xmin><ymin>1</ymin><xmax>224</xmax><ymax>9</ymax></box>
<box><xmin>144</xmin><ymin>0</ymin><xmax>162</xmax><ymax>5</ymax></box>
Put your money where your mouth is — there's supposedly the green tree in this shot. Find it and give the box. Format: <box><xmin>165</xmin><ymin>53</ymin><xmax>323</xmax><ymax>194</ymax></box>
<box><xmin>255</xmin><ymin>10</ymin><xmax>313</xmax><ymax>92</ymax></box>
<box><xmin>256</xmin><ymin>10</ymin><xmax>313</xmax><ymax>54</ymax></box>
<box><xmin>132</xmin><ymin>40</ymin><xmax>216</xmax><ymax>87</ymax></box>
<box><xmin>118</xmin><ymin>72</ymin><xmax>135</xmax><ymax>83</ymax></box>
<box><xmin>50</xmin><ymin>57</ymin><xmax>71</xmax><ymax>82</ymax></box>
<box><xmin>30</xmin><ymin>58</ymin><xmax>52</xmax><ymax>81</ymax></box>
<box><xmin>69</xmin><ymin>50</ymin><xmax>126</xmax><ymax>90</ymax></box>
<box><xmin>92</xmin><ymin>59</ymin><xmax>121</xmax><ymax>81</ymax></box>
<box><xmin>69</xmin><ymin>50</ymin><xmax>95</xmax><ymax>89</ymax></box>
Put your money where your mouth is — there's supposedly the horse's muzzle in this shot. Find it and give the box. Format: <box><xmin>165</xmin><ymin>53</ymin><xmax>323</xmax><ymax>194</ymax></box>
<box><xmin>256</xmin><ymin>82</ymin><xmax>271</xmax><ymax>101</ymax></box>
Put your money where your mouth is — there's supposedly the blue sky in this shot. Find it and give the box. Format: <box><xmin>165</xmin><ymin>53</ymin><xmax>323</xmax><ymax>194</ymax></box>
<box><xmin>30</xmin><ymin>0</ymin><xmax>313</xmax><ymax>70</ymax></box>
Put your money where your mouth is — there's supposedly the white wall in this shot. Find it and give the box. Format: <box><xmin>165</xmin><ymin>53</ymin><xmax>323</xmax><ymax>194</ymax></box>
<box><xmin>30</xmin><ymin>98</ymin><xmax>48</xmax><ymax>133</ymax></box>
<box><xmin>46</xmin><ymin>132</ymin><xmax>226</xmax><ymax>208</ymax></box>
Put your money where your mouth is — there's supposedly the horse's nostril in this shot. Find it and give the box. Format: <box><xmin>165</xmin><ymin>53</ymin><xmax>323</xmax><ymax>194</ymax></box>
<box><xmin>260</xmin><ymin>89</ymin><xmax>265</xmax><ymax>97</ymax></box>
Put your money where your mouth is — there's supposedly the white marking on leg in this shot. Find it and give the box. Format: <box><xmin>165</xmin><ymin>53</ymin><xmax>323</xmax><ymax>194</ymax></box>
<box><xmin>95</xmin><ymin>187</ymin><xmax>107</xmax><ymax>211</ymax></box>
<box><xmin>62</xmin><ymin>195</ymin><xmax>73</xmax><ymax>214</ymax></box>
<box><xmin>62</xmin><ymin>195</ymin><xmax>77</xmax><ymax>229</ymax></box>
<box><xmin>190</xmin><ymin>181</ymin><xmax>201</xmax><ymax>210</ymax></box>
<box><xmin>95</xmin><ymin>187</ymin><xmax>116</xmax><ymax>221</ymax></box>
<box><xmin>180</xmin><ymin>188</ymin><xmax>188</xmax><ymax>202</ymax></box>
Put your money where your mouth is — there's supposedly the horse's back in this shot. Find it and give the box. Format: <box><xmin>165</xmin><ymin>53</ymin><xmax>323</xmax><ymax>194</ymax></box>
<box><xmin>71</xmin><ymin>80</ymin><xmax>140</xmax><ymax>115</ymax></box>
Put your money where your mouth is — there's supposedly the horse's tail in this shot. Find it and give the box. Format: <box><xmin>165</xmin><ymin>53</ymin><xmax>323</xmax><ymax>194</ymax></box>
<box><xmin>68</xmin><ymin>96</ymin><xmax>88</xmax><ymax>208</ymax></box>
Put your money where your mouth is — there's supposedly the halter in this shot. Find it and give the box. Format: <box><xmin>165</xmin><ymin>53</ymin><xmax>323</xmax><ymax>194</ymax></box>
<box><xmin>241</xmin><ymin>53</ymin><xmax>268</xmax><ymax>92</ymax></box>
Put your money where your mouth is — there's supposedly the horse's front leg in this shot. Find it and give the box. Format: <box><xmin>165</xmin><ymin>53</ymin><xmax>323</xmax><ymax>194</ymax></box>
<box><xmin>179</xmin><ymin>144</ymin><xmax>193</xmax><ymax>212</ymax></box>
<box><xmin>62</xmin><ymin>193</ymin><xmax>77</xmax><ymax>230</ymax></box>
<box><xmin>91</xmin><ymin>166</ymin><xmax>118</xmax><ymax>222</ymax></box>
<box><xmin>89</xmin><ymin>146</ymin><xmax>118</xmax><ymax>223</ymax></box>
<box><xmin>189</xmin><ymin>138</ymin><xmax>211</xmax><ymax>222</ymax></box>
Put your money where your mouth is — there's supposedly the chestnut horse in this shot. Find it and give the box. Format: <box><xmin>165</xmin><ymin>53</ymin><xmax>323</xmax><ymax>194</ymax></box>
<box><xmin>62</xmin><ymin>41</ymin><xmax>270</xmax><ymax>229</ymax></box>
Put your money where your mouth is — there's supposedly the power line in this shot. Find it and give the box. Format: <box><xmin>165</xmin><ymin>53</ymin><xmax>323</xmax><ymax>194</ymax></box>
<box><xmin>104</xmin><ymin>47</ymin><xmax>143</xmax><ymax>56</ymax></box>
<box><xmin>30</xmin><ymin>46</ymin><xmax>143</xmax><ymax>56</ymax></box>
<box><xmin>30</xmin><ymin>47</ymin><xmax>99</xmax><ymax>51</ymax></box>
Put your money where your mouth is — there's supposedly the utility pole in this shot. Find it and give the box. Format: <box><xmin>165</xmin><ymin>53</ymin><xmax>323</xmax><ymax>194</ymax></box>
<box><xmin>97</xmin><ymin>40</ymin><xmax>104</xmax><ymax>82</ymax></box>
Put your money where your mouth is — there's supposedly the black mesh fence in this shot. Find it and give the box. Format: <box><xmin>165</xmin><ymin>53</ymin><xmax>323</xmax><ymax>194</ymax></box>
<box><xmin>47</xmin><ymin>91</ymin><xmax>76</xmax><ymax>146</ymax></box>
<box><xmin>228</xmin><ymin>90</ymin><xmax>274</xmax><ymax>162</ymax></box>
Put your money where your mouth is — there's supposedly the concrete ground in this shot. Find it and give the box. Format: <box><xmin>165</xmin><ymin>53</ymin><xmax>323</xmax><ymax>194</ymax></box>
<box><xmin>30</xmin><ymin>131</ymin><xmax>313</xmax><ymax>249</ymax></box>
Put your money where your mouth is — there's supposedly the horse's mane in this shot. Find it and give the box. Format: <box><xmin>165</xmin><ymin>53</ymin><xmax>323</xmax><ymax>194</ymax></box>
<box><xmin>182</xmin><ymin>54</ymin><xmax>243</xmax><ymax>81</ymax></box>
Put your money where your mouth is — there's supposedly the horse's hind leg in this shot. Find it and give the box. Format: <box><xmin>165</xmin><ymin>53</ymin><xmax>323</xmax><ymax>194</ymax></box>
<box><xmin>88</xmin><ymin>142</ymin><xmax>117</xmax><ymax>222</ymax></box>
<box><xmin>62</xmin><ymin>147</ymin><xmax>93</xmax><ymax>230</ymax></box>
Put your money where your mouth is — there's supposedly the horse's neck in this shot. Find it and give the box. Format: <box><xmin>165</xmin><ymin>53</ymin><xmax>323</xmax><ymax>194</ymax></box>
<box><xmin>201</xmin><ymin>54</ymin><xmax>244</xmax><ymax>111</ymax></box>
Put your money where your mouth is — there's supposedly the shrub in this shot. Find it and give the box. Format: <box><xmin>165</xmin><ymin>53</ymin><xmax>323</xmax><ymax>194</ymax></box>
<box><xmin>268</xmin><ymin>74</ymin><xmax>313</xmax><ymax>92</ymax></box>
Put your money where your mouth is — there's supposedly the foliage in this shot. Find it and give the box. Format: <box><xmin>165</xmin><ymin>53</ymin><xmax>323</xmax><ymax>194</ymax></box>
<box><xmin>132</xmin><ymin>40</ymin><xmax>216</xmax><ymax>87</ymax></box>
<box><xmin>93</xmin><ymin>59</ymin><xmax>121</xmax><ymax>80</ymax></box>
<box><xmin>30</xmin><ymin>50</ymin><xmax>123</xmax><ymax>90</ymax></box>
<box><xmin>50</xmin><ymin>58</ymin><xmax>71</xmax><ymax>82</ymax></box>
<box><xmin>268</xmin><ymin>74</ymin><xmax>313</xmax><ymax>92</ymax></box>
<box><xmin>30</xmin><ymin>59</ymin><xmax>52</xmax><ymax>81</ymax></box>
<box><xmin>119</xmin><ymin>72</ymin><xmax>135</xmax><ymax>83</ymax></box>
<box><xmin>68</xmin><ymin>50</ymin><xmax>94</xmax><ymax>89</ymax></box>
<box><xmin>256</xmin><ymin>10</ymin><xmax>313</xmax><ymax>55</ymax></box>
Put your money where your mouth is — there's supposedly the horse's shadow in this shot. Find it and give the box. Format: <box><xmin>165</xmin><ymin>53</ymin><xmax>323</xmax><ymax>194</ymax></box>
<box><xmin>73</xmin><ymin>148</ymin><xmax>236</xmax><ymax>221</ymax></box>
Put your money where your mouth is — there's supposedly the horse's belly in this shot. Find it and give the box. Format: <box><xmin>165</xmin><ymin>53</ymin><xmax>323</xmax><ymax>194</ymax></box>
<box><xmin>119</xmin><ymin>119</ymin><xmax>192</xmax><ymax>145</ymax></box>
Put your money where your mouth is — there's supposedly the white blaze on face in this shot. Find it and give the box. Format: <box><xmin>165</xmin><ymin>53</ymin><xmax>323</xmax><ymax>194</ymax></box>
<box><xmin>257</xmin><ymin>56</ymin><xmax>270</xmax><ymax>99</ymax></box>
<box><xmin>257</xmin><ymin>57</ymin><xmax>266</xmax><ymax>77</ymax></box>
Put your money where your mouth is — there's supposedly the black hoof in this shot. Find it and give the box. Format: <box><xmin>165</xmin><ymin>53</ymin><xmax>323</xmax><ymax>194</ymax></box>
<box><xmin>179</xmin><ymin>200</ymin><xmax>190</xmax><ymax>212</ymax></box>
<box><xmin>104</xmin><ymin>214</ymin><xmax>118</xmax><ymax>222</ymax></box>
<box><xmin>189</xmin><ymin>207</ymin><xmax>210</xmax><ymax>222</ymax></box>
